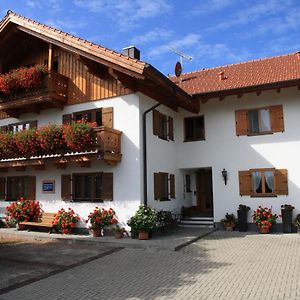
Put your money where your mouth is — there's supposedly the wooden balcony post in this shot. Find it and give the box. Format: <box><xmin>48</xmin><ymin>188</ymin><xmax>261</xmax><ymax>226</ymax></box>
<box><xmin>48</xmin><ymin>43</ymin><xmax>53</xmax><ymax>72</ymax></box>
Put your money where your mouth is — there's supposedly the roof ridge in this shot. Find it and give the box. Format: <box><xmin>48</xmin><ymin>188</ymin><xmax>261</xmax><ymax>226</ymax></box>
<box><xmin>177</xmin><ymin>51</ymin><xmax>300</xmax><ymax>77</ymax></box>
<box><xmin>4</xmin><ymin>10</ymin><xmax>145</xmax><ymax>66</ymax></box>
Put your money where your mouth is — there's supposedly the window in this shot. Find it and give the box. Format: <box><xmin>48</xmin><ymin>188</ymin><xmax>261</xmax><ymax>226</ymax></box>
<box><xmin>61</xmin><ymin>172</ymin><xmax>113</xmax><ymax>202</ymax></box>
<box><xmin>154</xmin><ymin>172</ymin><xmax>175</xmax><ymax>201</ymax></box>
<box><xmin>153</xmin><ymin>110</ymin><xmax>174</xmax><ymax>141</ymax></box>
<box><xmin>0</xmin><ymin>120</ymin><xmax>37</xmax><ymax>134</ymax></box>
<box><xmin>6</xmin><ymin>176</ymin><xmax>36</xmax><ymax>200</ymax></box>
<box><xmin>239</xmin><ymin>168</ymin><xmax>288</xmax><ymax>197</ymax></box>
<box><xmin>184</xmin><ymin>116</ymin><xmax>205</xmax><ymax>141</ymax></box>
<box><xmin>185</xmin><ymin>174</ymin><xmax>192</xmax><ymax>192</ymax></box>
<box><xmin>235</xmin><ymin>105</ymin><xmax>284</xmax><ymax>136</ymax></box>
<box><xmin>62</xmin><ymin>107</ymin><xmax>113</xmax><ymax>128</ymax></box>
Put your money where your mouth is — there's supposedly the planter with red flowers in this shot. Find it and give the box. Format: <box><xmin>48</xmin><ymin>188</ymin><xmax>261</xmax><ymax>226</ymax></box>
<box><xmin>86</xmin><ymin>207</ymin><xmax>118</xmax><ymax>237</ymax></box>
<box><xmin>253</xmin><ymin>206</ymin><xmax>278</xmax><ymax>234</ymax></box>
<box><xmin>52</xmin><ymin>208</ymin><xmax>80</xmax><ymax>234</ymax></box>
<box><xmin>5</xmin><ymin>198</ymin><xmax>42</xmax><ymax>228</ymax></box>
<box><xmin>0</xmin><ymin>132</ymin><xmax>17</xmax><ymax>159</ymax></box>
<box><xmin>14</xmin><ymin>128</ymin><xmax>40</xmax><ymax>158</ymax></box>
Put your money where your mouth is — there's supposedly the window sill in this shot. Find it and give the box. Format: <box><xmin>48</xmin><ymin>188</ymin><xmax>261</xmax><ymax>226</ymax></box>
<box><xmin>250</xmin><ymin>193</ymin><xmax>277</xmax><ymax>198</ymax></box>
<box><xmin>184</xmin><ymin>138</ymin><xmax>205</xmax><ymax>142</ymax></box>
<box><xmin>247</xmin><ymin>131</ymin><xmax>274</xmax><ymax>136</ymax></box>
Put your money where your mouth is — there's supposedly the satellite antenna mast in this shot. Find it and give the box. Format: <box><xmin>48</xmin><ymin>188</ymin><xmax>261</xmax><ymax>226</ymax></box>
<box><xmin>169</xmin><ymin>47</ymin><xmax>192</xmax><ymax>80</ymax></box>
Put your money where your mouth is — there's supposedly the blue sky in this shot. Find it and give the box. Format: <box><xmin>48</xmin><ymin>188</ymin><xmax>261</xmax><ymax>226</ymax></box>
<box><xmin>1</xmin><ymin>0</ymin><xmax>300</xmax><ymax>75</ymax></box>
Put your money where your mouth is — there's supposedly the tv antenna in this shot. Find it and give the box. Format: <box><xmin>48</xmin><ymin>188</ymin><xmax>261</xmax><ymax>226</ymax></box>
<box><xmin>169</xmin><ymin>47</ymin><xmax>192</xmax><ymax>79</ymax></box>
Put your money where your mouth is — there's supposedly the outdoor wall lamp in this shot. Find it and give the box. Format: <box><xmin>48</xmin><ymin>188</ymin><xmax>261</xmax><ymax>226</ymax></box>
<box><xmin>222</xmin><ymin>168</ymin><xmax>228</xmax><ymax>185</ymax></box>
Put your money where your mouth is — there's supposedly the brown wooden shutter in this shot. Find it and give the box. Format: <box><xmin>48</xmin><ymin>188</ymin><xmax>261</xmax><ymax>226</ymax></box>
<box><xmin>168</xmin><ymin>116</ymin><xmax>174</xmax><ymax>141</ymax></box>
<box><xmin>153</xmin><ymin>110</ymin><xmax>160</xmax><ymax>136</ymax></box>
<box><xmin>235</xmin><ymin>110</ymin><xmax>249</xmax><ymax>136</ymax></box>
<box><xmin>61</xmin><ymin>174</ymin><xmax>72</xmax><ymax>201</ymax></box>
<box><xmin>62</xmin><ymin>114</ymin><xmax>73</xmax><ymax>125</ymax></box>
<box><xmin>270</xmin><ymin>105</ymin><xmax>284</xmax><ymax>133</ymax></box>
<box><xmin>154</xmin><ymin>172</ymin><xmax>162</xmax><ymax>200</ymax></box>
<box><xmin>102</xmin><ymin>107</ymin><xmax>113</xmax><ymax>128</ymax></box>
<box><xmin>102</xmin><ymin>172</ymin><xmax>113</xmax><ymax>201</ymax></box>
<box><xmin>0</xmin><ymin>125</ymin><xmax>8</xmax><ymax>133</ymax></box>
<box><xmin>170</xmin><ymin>174</ymin><xmax>175</xmax><ymax>198</ymax></box>
<box><xmin>239</xmin><ymin>171</ymin><xmax>251</xmax><ymax>196</ymax></box>
<box><xmin>29</xmin><ymin>120</ymin><xmax>38</xmax><ymax>129</ymax></box>
<box><xmin>27</xmin><ymin>176</ymin><xmax>36</xmax><ymax>200</ymax></box>
<box><xmin>0</xmin><ymin>177</ymin><xmax>6</xmax><ymax>199</ymax></box>
<box><xmin>275</xmin><ymin>169</ymin><xmax>288</xmax><ymax>195</ymax></box>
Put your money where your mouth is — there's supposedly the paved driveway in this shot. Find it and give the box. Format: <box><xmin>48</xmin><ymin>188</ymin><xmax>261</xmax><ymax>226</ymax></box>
<box><xmin>1</xmin><ymin>231</ymin><xmax>300</xmax><ymax>300</ymax></box>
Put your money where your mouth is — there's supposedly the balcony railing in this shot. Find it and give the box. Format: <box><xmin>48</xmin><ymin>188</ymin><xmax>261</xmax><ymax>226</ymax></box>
<box><xmin>0</xmin><ymin>71</ymin><xmax>69</xmax><ymax>116</ymax></box>
<box><xmin>0</xmin><ymin>127</ymin><xmax>122</xmax><ymax>168</ymax></box>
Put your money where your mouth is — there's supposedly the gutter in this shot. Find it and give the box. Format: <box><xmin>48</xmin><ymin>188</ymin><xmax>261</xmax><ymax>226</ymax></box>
<box><xmin>142</xmin><ymin>103</ymin><xmax>161</xmax><ymax>206</ymax></box>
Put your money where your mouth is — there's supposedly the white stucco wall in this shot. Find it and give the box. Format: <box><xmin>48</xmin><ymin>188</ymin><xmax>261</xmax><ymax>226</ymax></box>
<box><xmin>177</xmin><ymin>86</ymin><xmax>300</xmax><ymax>223</ymax></box>
<box><xmin>0</xmin><ymin>94</ymin><xmax>142</xmax><ymax>227</ymax></box>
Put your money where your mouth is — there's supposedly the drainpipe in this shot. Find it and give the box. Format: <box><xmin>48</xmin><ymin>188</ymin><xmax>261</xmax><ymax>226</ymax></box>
<box><xmin>143</xmin><ymin>103</ymin><xmax>161</xmax><ymax>206</ymax></box>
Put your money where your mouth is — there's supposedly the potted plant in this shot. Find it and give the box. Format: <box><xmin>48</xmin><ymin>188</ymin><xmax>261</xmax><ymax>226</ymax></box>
<box><xmin>52</xmin><ymin>208</ymin><xmax>80</xmax><ymax>234</ymax></box>
<box><xmin>220</xmin><ymin>213</ymin><xmax>237</xmax><ymax>231</ymax></box>
<box><xmin>86</xmin><ymin>207</ymin><xmax>118</xmax><ymax>237</ymax></box>
<box><xmin>281</xmin><ymin>204</ymin><xmax>295</xmax><ymax>233</ymax></box>
<box><xmin>127</xmin><ymin>205</ymin><xmax>156</xmax><ymax>240</ymax></box>
<box><xmin>112</xmin><ymin>225</ymin><xmax>128</xmax><ymax>239</ymax></box>
<box><xmin>5</xmin><ymin>198</ymin><xmax>42</xmax><ymax>229</ymax></box>
<box><xmin>156</xmin><ymin>210</ymin><xmax>173</xmax><ymax>234</ymax></box>
<box><xmin>237</xmin><ymin>204</ymin><xmax>250</xmax><ymax>232</ymax></box>
<box><xmin>253</xmin><ymin>206</ymin><xmax>278</xmax><ymax>234</ymax></box>
<box><xmin>293</xmin><ymin>214</ymin><xmax>300</xmax><ymax>233</ymax></box>
<box><xmin>14</xmin><ymin>128</ymin><xmax>40</xmax><ymax>158</ymax></box>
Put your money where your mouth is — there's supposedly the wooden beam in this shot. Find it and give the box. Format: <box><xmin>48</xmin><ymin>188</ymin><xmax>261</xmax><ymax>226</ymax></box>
<box><xmin>48</xmin><ymin>43</ymin><xmax>52</xmax><ymax>71</ymax></box>
<box><xmin>54</xmin><ymin>162</ymin><xmax>67</xmax><ymax>169</ymax></box>
<box><xmin>219</xmin><ymin>96</ymin><xmax>225</xmax><ymax>101</ymax></box>
<box><xmin>33</xmin><ymin>164</ymin><xmax>45</xmax><ymax>170</ymax></box>
<box><xmin>13</xmin><ymin>166</ymin><xmax>26</xmax><ymax>171</ymax></box>
<box><xmin>276</xmin><ymin>88</ymin><xmax>281</xmax><ymax>93</ymax></box>
<box><xmin>256</xmin><ymin>91</ymin><xmax>261</xmax><ymax>96</ymax></box>
<box><xmin>237</xmin><ymin>94</ymin><xmax>243</xmax><ymax>99</ymax></box>
<box><xmin>0</xmin><ymin>167</ymin><xmax>8</xmax><ymax>172</ymax></box>
<box><xmin>79</xmin><ymin>161</ymin><xmax>91</xmax><ymax>168</ymax></box>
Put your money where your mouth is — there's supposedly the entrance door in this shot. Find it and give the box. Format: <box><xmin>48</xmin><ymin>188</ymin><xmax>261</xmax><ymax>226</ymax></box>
<box><xmin>196</xmin><ymin>168</ymin><xmax>213</xmax><ymax>216</ymax></box>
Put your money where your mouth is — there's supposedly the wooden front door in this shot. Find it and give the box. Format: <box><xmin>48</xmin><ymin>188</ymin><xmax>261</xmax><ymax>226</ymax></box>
<box><xmin>196</xmin><ymin>169</ymin><xmax>213</xmax><ymax>216</ymax></box>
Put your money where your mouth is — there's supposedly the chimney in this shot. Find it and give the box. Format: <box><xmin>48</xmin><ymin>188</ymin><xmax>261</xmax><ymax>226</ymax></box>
<box><xmin>122</xmin><ymin>46</ymin><xmax>140</xmax><ymax>60</ymax></box>
<box><xmin>218</xmin><ymin>71</ymin><xmax>226</xmax><ymax>81</ymax></box>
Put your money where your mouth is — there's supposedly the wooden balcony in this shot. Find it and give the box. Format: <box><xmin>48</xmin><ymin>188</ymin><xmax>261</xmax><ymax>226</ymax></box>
<box><xmin>0</xmin><ymin>71</ymin><xmax>69</xmax><ymax>117</ymax></box>
<box><xmin>0</xmin><ymin>127</ymin><xmax>122</xmax><ymax>170</ymax></box>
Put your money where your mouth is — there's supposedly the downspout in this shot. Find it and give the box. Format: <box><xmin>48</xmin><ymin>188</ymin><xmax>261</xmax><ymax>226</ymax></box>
<box><xmin>143</xmin><ymin>103</ymin><xmax>161</xmax><ymax>206</ymax></box>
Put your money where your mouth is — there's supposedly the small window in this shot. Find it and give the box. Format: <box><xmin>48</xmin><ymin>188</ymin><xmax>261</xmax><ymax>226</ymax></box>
<box><xmin>152</xmin><ymin>110</ymin><xmax>174</xmax><ymax>141</ymax></box>
<box><xmin>8</xmin><ymin>120</ymin><xmax>37</xmax><ymax>134</ymax></box>
<box><xmin>154</xmin><ymin>172</ymin><xmax>175</xmax><ymax>201</ymax></box>
<box><xmin>251</xmin><ymin>169</ymin><xmax>275</xmax><ymax>196</ymax></box>
<box><xmin>6</xmin><ymin>176</ymin><xmax>36</xmax><ymax>201</ymax></box>
<box><xmin>73</xmin><ymin>109</ymin><xmax>102</xmax><ymax>126</ymax></box>
<box><xmin>184</xmin><ymin>116</ymin><xmax>205</xmax><ymax>141</ymax></box>
<box><xmin>161</xmin><ymin>173</ymin><xmax>169</xmax><ymax>200</ymax></box>
<box><xmin>185</xmin><ymin>174</ymin><xmax>192</xmax><ymax>192</ymax></box>
<box><xmin>248</xmin><ymin>108</ymin><xmax>271</xmax><ymax>134</ymax></box>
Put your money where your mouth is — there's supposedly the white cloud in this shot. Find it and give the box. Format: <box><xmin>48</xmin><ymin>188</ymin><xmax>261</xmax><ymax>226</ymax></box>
<box><xmin>131</xmin><ymin>29</ymin><xmax>174</xmax><ymax>45</ymax></box>
<box><xmin>191</xmin><ymin>0</ymin><xmax>238</xmax><ymax>15</ymax></box>
<box><xmin>74</xmin><ymin>0</ymin><xmax>172</xmax><ymax>30</ymax></box>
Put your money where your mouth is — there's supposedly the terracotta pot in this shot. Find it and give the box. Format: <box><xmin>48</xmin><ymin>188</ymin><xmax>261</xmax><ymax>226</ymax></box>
<box><xmin>259</xmin><ymin>227</ymin><xmax>270</xmax><ymax>234</ymax></box>
<box><xmin>17</xmin><ymin>224</ymin><xmax>27</xmax><ymax>230</ymax></box>
<box><xmin>92</xmin><ymin>228</ymin><xmax>102</xmax><ymax>237</ymax></box>
<box><xmin>114</xmin><ymin>232</ymin><xmax>123</xmax><ymax>239</ymax></box>
<box><xmin>138</xmin><ymin>231</ymin><xmax>149</xmax><ymax>240</ymax></box>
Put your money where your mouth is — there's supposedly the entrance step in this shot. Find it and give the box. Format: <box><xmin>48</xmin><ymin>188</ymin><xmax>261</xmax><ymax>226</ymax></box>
<box><xmin>179</xmin><ymin>217</ymin><xmax>214</xmax><ymax>228</ymax></box>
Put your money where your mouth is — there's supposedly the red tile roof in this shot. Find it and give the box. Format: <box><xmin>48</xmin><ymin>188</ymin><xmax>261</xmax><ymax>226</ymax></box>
<box><xmin>170</xmin><ymin>52</ymin><xmax>300</xmax><ymax>96</ymax></box>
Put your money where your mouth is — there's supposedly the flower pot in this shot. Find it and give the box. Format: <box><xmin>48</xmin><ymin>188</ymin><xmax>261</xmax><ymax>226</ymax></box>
<box><xmin>138</xmin><ymin>231</ymin><xmax>149</xmax><ymax>240</ymax></box>
<box><xmin>114</xmin><ymin>232</ymin><xmax>123</xmax><ymax>239</ymax></box>
<box><xmin>17</xmin><ymin>224</ymin><xmax>26</xmax><ymax>230</ymax></box>
<box><xmin>225</xmin><ymin>225</ymin><xmax>234</xmax><ymax>231</ymax></box>
<box><xmin>237</xmin><ymin>209</ymin><xmax>248</xmax><ymax>232</ymax></box>
<box><xmin>259</xmin><ymin>227</ymin><xmax>270</xmax><ymax>234</ymax></box>
<box><xmin>281</xmin><ymin>209</ymin><xmax>293</xmax><ymax>233</ymax></box>
<box><xmin>92</xmin><ymin>228</ymin><xmax>102</xmax><ymax>237</ymax></box>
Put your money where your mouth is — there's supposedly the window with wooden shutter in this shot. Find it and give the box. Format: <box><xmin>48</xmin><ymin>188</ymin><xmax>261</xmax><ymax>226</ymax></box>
<box><xmin>168</xmin><ymin>117</ymin><xmax>174</xmax><ymax>141</ymax></box>
<box><xmin>27</xmin><ymin>176</ymin><xmax>36</xmax><ymax>200</ymax></box>
<box><xmin>170</xmin><ymin>174</ymin><xmax>175</xmax><ymax>198</ymax></box>
<box><xmin>61</xmin><ymin>174</ymin><xmax>72</xmax><ymax>201</ymax></box>
<box><xmin>154</xmin><ymin>172</ymin><xmax>171</xmax><ymax>201</ymax></box>
<box><xmin>275</xmin><ymin>169</ymin><xmax>288</xmax><ymax>195</ymax></box>
<box><xmin>239</xmin><ymin>171</ymin><xmax>251</xmax><ymax>196</ymax></box>
<box><xmin>235</xmin><ymin>110</ymin><xmax>249</xmax><ymax>136</ymax></box>
<box><xmin>153</xmin><ymin>110</ymin><xmax>160</xmax><ymax>136</ymax></box>
<box><xmin>270</xmin><ymin>105</ymin><xmax>284</xmax><ymax>133</ymax></box>
<box><xmin>0</xmin><ymin>177</ymin><xmax>6</xmax><ymax>199</ymax></box>
<box><xmin>102</xmin><ymin>107</ymin><xmax>113</xmax><ymax>128</ymax></box>
<box><xmin>62</xmin><ymin>114</ymin><xmax>72</xmax><ymax>125</ymax></box>
<box><xmin>101</xmin><ymin>172</ymin><xmax>113</xmax><ymax>201</ymax></box>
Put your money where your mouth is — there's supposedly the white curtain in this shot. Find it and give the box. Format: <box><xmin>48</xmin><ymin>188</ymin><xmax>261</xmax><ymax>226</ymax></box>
<box><xmin>265</xmin><ymin>171</ymin><xmax>274</xmax><ymax>192</ymax></box>
<box><xmin>252</xmin><ymin>171</ymin><xmax>262</xmax><ymax>192</ymax></box>
<box><xmin>260</xmin><ymin>109</ymin><xmax>271</xmax><ymax>131</ymax></box>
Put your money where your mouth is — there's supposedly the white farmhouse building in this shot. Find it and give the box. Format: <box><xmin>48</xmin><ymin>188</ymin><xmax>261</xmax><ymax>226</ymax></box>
<box><xmin>0</xmin><ymin>11</ymin><xmax>299</xmax><ymax>230</ymax></box>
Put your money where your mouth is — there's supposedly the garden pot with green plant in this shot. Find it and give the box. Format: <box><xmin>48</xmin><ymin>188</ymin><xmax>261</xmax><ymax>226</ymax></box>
<box><xmin>237</xmin><ymin>204</ymin><xmax>250</xmax><ymax>232</ymax></box>
<box><xmin>281</xmin><ymin>204</ymin><xmax>295</xmax><ymax>233</ymax></box>
<box><xmin>253</xmin><ymin>206</ymin><xmax>278</xmax><ymax>234</ymax></box>
<box><xmin>220</xmin><ymin>213</ymin><xmax>237</xmax><ymax>231</ymax></box>
<box><xmin>127</xmin><ymin>205</ymin><xmax>156</xmax><ymax>240</ymax></box>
